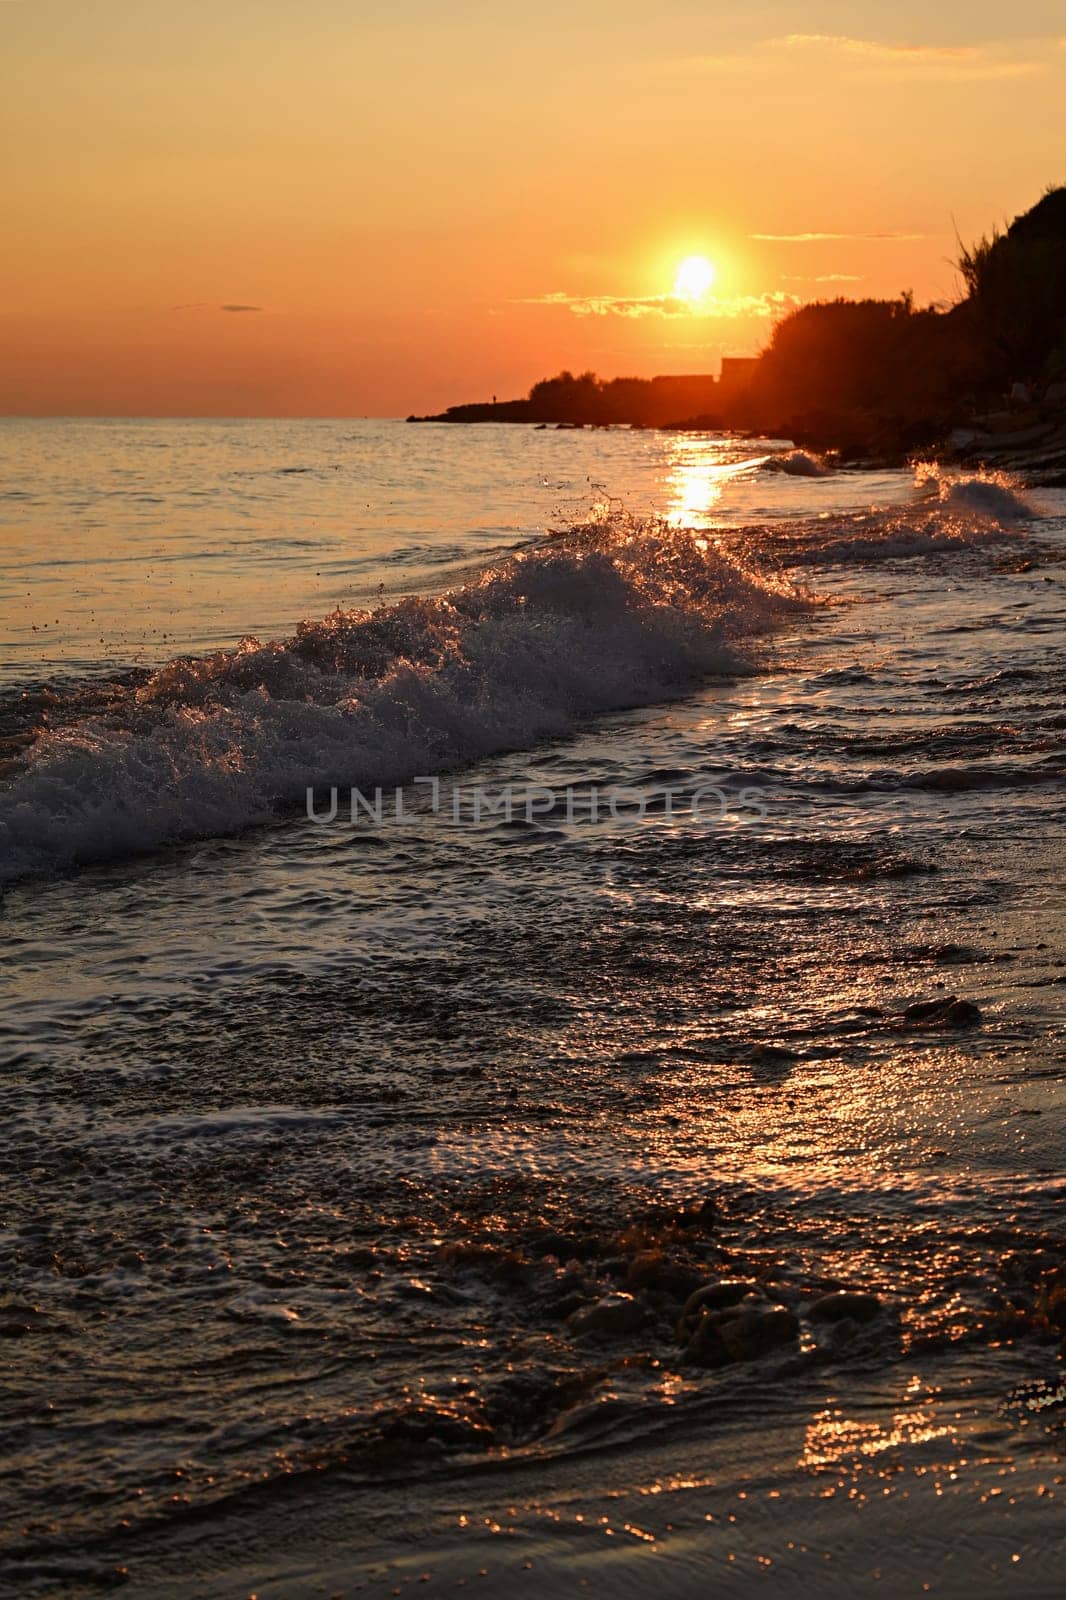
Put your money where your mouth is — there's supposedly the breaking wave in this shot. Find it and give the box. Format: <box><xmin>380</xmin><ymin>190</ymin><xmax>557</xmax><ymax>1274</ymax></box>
<box><xmin>0</xmin><ymin>519</ymin><xmax>805</xmax><ymax>883</ymax></box>
<box><xmin>764</xmin><ymin>448</ymin><xmax>831</xmax><ymax>477</ymax></box>
<box><xmin>0</xmin><ymin>472</ymin><xmax>1038</xmax><ymax>886</ymax></box>
<box><xmin>914</xmin><ymin>464</ymin><xmax>1037</xmax><ymax>522</ymax></box>
<box><xmin>753</xmin><ymin>497</ymin><xmax>1030</xmax><ymax>566</ymax></box>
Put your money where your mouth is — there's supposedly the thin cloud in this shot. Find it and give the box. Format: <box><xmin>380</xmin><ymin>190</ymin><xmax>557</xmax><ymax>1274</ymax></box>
<box><xmin>673</xmin><ymin>33</ymin><xmax>1050</xmax><ymax>82</ymax></box>
<box><xmin>170</xmin><ymin>302</ymin><xmax>263</xmax><ymax>313</ymax></box>
<box><xmin>515</xmin><ymin>290</ymin><xmax>802</xmax><ymax>321</ymax></box>
<box><xmin>515</xmin><ymin>291</ymin><xmax>688</xmax><ymax>319</ymax></box>
<box><xmin>773</xmin><ymin>34</ymin><xmax>1045</xmax><ymax>79</ymax></box>
<box><xmin>782</xmin><ymin>273</ymin><xmax>864</xmax><ymax>283</ymax></box>
<box><xmin>751</xmin><ymin>232</ymin><xmax>923</xmax><ymax>242</ymax></box>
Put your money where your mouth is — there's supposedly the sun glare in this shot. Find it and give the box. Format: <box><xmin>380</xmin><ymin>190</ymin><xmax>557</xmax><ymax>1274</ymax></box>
<box><xmin>674</xmin><ymin>255</ymin><xmax>716</xmax><ymax>301</ymax></box>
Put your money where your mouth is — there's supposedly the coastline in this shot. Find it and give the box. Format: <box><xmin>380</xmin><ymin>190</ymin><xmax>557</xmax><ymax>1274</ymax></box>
<box><xmin>936</xmin><ymin>408</ymin><xmax>1066</xmax><ymax>486</ymax></box>
<box><xmin>408</xmin><ymin>185</ymin><xmax>1066</xmax><ymax>481</ymax></box>
<box><xmin>406</xmin><ymin>402</ymin><xmax>1066</xmax><ymax>484</ymax></box>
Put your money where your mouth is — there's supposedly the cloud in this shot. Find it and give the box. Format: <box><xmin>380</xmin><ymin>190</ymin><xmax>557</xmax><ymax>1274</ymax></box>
<box><xmin>674</xmin><ymin>33</ymin><xmax>1049</xmax><ymax>83</ymax></box>
<box><xmin>516</xmin><ymin>291</ymin><xmax>688</xmax><ymax>319</ymax></box>
<box><xmin>782</xmin><ymin>273</ymin><xmax>864</xmax><ymax>283</ymax></box>
<box><xmin>515</xmin><ymin>290</ymin><xmax>801</xmax><ymax>321</ymax></box>
<box><xmin>751</xmin><ymin>232</ymin><xmax>923</xmax><ymax>242</ymax></box>
<box><xmin>171</xmin><ymin>302</ymin><xmax>263</xmax><ymax>313</ymax></box>
<box><xmin>771</xmin><ymin>34</ymin><xmax>1045</xmax><ymax>79</ymax></box>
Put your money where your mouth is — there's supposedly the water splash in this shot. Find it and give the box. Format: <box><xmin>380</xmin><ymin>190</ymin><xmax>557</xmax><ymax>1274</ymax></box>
<box><xmin>0</xmin><ymin>517</ymin><xmax>807</xmax><ymax>882</ymax></box>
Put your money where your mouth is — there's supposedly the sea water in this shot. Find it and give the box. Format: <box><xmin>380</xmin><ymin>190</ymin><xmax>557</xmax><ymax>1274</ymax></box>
<box><xmin>0</xmin><ymin>421</ymin><xmax>1063</xmax><ymax>1596</ymax></box>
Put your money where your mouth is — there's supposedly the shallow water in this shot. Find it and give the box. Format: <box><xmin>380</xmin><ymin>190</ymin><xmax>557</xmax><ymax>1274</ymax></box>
<box><xmin>0</xmin><ymin>422</ymin><xmax>1063</xmax><ymax>1596</ymax></box>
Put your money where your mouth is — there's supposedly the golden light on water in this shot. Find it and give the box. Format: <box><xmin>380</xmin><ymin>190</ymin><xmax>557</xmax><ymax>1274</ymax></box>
<box><xmin>801</xmin><ymin>1405</ymin><xmax>953</xmax><ymax>1473</ymax></box>
<box><xmin>666</xmin><ymin>436</ymin><xmax>744</xmax><ymax>524</ymax></box>
<box><xmin>673</xmin><ymin>255</ymin><xmax>716</xmax><ymax>301</ymax></box>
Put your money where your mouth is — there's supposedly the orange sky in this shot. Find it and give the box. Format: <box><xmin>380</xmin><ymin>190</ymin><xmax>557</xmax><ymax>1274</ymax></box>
<box><xmin>1</xmin><ymin>2</ymin><xmax>1063</xmax><ymax>416</ymax></box>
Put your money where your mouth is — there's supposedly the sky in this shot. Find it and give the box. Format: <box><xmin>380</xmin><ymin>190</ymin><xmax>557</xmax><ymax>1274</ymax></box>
<box><xmin>1</xmin><ymin>1</ymin><xmax>1063</xmax><ymax>416</ymax></box>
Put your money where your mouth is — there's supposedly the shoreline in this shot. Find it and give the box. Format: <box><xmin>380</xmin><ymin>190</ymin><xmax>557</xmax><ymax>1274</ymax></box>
<box><xmin>124</xmin><ymin>1368</ymin><xmax>1066</xmax><ymax>1599</ymax></box>
<box><xmin>406</xmin><ymin>406</ymin><xmax>1066</xmax><ymax>485</ymax></box>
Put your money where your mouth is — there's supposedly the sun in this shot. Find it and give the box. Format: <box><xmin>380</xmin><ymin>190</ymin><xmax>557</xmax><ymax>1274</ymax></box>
<box><xmin>674</xmin><ymin>255</ymin><xmax>716</xmax><ymax>301</ymax></box>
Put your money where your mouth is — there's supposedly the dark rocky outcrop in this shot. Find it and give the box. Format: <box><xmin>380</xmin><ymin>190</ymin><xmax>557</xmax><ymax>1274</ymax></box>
<box><xmin>681</xmin><ymin>1299</ymin><xmax>799</xmax><ymax>1367</ymax></box>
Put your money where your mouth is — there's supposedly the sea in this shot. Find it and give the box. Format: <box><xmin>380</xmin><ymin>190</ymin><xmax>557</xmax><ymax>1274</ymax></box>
<box><xmin>0</xmin><ymin>419</ymin><xmax>1063</xmax><ymax>1598</ymax></box>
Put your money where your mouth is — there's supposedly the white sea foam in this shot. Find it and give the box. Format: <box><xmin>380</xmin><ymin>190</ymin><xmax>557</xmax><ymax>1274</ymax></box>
<box><xmin>0</xmin><ymin>519</ymin><xmax>805</xmax><ymax>882</ymax></box>
<box><xmin>0</xmin><ymin>477</ymin><xmax>1040</xmax><ymax>883</ymax></box>
<box><xmin>756</xmin><ymin>484</ymin><xmax>1032</xmax><ymax>565</ymax></box>
<box><xmin>764</xmin><ymin>449</ymin><xmax>832</xmax><ymax>477</ymax></box>
<box><xmin>913</xmin><ymin>464</ymin><xmax>1037</xmax><ymax>521</ymax></box>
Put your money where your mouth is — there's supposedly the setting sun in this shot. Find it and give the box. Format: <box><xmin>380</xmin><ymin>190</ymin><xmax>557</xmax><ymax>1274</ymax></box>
<box><xmin>673</xmin><ymin>255</ymin><xmax>716</xmax><ymax>301</ymax></box>
<box><xmin>1</xmin><ymin>4</ymin><xmax>1065</xmax><ymax>1598</ymax></box>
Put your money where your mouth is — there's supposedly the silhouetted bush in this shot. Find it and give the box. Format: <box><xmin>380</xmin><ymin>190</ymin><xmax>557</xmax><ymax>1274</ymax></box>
<box><xmin>957</xmin><ymin>185</ymin><xmax>1066</xmax><ymax>385</ymax></box>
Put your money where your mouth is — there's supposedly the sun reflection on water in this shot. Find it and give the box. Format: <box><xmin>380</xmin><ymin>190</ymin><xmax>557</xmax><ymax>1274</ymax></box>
<box><xmin>666</xmin><ymin>437</ymin><xmax>758</xmax><ymax>527</ymax></box>
<box><xmin>801</xmin><ymin>1402</ymin><xmax>954</xmax><ymax>1473</ymax></box>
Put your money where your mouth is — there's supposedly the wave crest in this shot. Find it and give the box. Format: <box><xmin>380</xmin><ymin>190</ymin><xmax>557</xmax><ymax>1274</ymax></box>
<box><xmin>914</xmin><ymin>464</ymin><xmax>1037</xmax><ymax>521</ymax></box>
<box><xmin>0</xmin><ymin>520</ymin><xmax>807</xmax><ymax>882</ymax></box>
<box><xmin>764</xmin><ymin>449</ymin><xmax>831</xmax><ymax>477</ymax></box>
